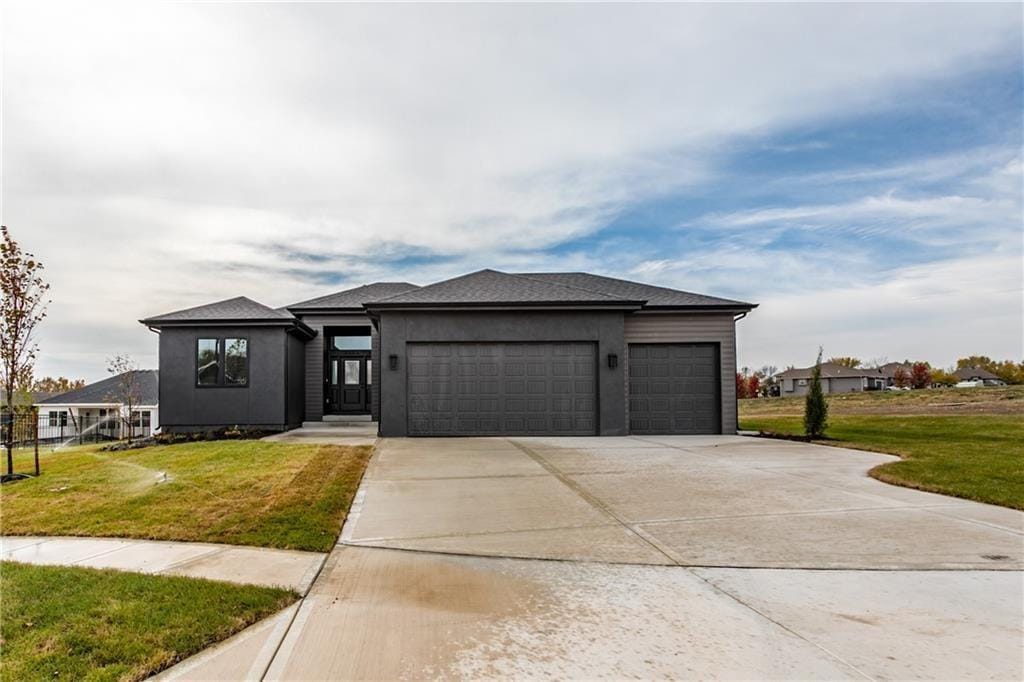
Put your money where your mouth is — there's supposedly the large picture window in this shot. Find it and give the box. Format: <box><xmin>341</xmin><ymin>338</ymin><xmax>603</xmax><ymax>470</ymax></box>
<box><xmin>197</xmin><ymin>337</ymin><xmax>248</xmax><ymax>387</ymax></box>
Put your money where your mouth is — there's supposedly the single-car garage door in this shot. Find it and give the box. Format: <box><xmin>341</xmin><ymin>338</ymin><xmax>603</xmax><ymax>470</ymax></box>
<box><xmin>628</xmin><ymin>343</ymin><xmax>720</xmax><ymax>434</ymax></box>
<box><xmin>407</xmin><ymin>342</ymin><xmax>597</xmax><ymax>436</ymax></box>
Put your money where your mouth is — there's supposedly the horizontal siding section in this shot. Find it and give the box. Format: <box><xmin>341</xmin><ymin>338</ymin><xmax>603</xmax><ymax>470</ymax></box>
<box><xmin>298</xmin><ymin>314</ymin><xmax>372</xmax><ymax>422</ymax></box>
<box><xmin>624</xmin><ymin>313</ymin><xmax>738</xmax><ymax>433</ymax></box>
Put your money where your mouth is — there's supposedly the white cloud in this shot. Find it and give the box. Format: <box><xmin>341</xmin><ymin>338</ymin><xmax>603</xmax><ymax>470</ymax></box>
<box><xmin>738</xmin><ymin>253</ymin><xmax>1023</xmax><ymax>371</ymax></box>
<box><xmin>704</xmin><ymin>192</ymin><xmax>1017</xmax><ymax>235</ymax></box>
<box><xmin>1</xmin><ymin>2</ymin><xmax>1020</xmax><ymax>378</ymax></box>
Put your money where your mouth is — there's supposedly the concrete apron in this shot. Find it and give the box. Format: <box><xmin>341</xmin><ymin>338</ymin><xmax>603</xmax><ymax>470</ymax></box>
<box><xmin>162</xmin><ymin>436</ymin><xmax>1024</xmax><ymax>680</ymax></box>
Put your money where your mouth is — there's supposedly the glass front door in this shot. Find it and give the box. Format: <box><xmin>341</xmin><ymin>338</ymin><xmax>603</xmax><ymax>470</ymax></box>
<box><xmin>325</xmin><ymin>335</ymin><xmax>371</xmax><ymax>415</ymax></box>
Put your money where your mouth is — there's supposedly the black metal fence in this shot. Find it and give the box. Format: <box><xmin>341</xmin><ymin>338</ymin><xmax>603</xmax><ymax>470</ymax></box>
<box><xmin>2</xmin><ymin>411</ymin><xmax>146</xmax><ymax>450</ymax></box>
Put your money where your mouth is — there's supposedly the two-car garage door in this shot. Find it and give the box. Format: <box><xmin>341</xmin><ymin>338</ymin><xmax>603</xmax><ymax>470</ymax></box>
<box><xmin>407</xmin><ymin>342</ymin><xmax>597</xmax><ymax>436</ymax></box>
<box><xmin>628</xmin><ymin>343</ymin><xmax>720</xmax><ymax>435</ymax></box>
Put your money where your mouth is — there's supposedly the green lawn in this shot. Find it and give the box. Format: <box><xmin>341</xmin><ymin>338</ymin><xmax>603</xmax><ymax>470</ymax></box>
<box><xmin>0</xmin><ymin>441</ymin><xmax>372</xmax><ymax>552</ymax></box>
<box><xmin>740</xmin><ymin>414</ymin><xmax>1024</xmax><ymax>510</ymax></box>
<box><xmin>0</xmin><ymin>561</ymin><xmax>296</xmax><ymax>682</ymax></box>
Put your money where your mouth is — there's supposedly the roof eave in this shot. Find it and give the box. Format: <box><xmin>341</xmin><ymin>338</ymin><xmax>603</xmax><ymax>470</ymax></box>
<box><xmin>285</xmin><ymin>306</ymin><xmax>367</xmax><ymax>315</ymax></box>
<box><xmin>364</xmin><ymin>300</ymin><xmax>647</xmax><ymax>312</ymax></box>
<box><xmin>139</xmin><ymin>317</ymin><xmax>316</xmax><ymax>339</ymax></box>
<box><xmin>140</xmin><ymin>318</ymin><xmax>296</xmax><ymax>327</ymax></box>
<box><xmin>636</xmin><ymin>302</ymin><xmax>758</xmax><ymax>313</ymax></box>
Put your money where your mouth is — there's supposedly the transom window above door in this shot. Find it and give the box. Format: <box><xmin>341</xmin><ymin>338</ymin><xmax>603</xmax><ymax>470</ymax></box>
<box><xmin>329</xmin><ymin>326</ymin><xmax>372</xmax><ymax>351</ymax></box>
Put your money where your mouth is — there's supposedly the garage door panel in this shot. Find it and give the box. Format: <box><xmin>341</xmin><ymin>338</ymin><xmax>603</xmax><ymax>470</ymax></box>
<box><xmin>407</xmin><ymin>342</ymin><xmax>597</xmax><ymax>436</ymax></box>
<box><xmin>629</xmin><ymin>343</ymin><xmax>720</xmax><ymax>435</ymax></box>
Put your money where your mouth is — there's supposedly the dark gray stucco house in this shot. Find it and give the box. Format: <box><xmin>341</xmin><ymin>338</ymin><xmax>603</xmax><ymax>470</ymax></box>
<box><xmin>141</xmin><ymin>269</ymin><xmax>756</xmax><ymax>436</ymax></box>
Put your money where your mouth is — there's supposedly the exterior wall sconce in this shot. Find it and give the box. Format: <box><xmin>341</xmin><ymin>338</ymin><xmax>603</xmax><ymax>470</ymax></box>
<box><xmin>389</xmin><ymin>354</ymin><xmax>399</xmax><ymax>370</ymax></box>
<box><xmin>607</xmin><ymin>353</ymin><xmax>618</xmax><ymax>369</ymax></box>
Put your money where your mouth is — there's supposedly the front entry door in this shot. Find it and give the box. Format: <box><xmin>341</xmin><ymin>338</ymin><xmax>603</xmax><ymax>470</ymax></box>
<box><xmin>326</xmin><ymin>353</ymin><xmax>371</xmax><ymax>414</ymax></box>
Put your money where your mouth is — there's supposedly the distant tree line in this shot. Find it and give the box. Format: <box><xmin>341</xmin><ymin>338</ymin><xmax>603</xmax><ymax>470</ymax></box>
<box><xmin>32</xmin><ymin>377</ymin><xmax>86</xmax><ymax>394</ymax></box>
<box><xmin>738</xmin><ymin>355</ymin><xmax>1023</xmax><ymax>399</ymax></box>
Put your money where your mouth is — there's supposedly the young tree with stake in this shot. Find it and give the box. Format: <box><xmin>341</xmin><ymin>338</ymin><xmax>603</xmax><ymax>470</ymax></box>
<box><xmin>107</xmin><ymin>355</ymin><xmax>141</xmax><ymax>442</ymax></box>
<box><xmin>0</xmin><ymin>227</ymin><xmax>50</xmax><ymax>477</ymax></box>
<box><xmin>804</xmin><ymin>348</ymin><xmax>828</xmax><ymax>439</ymax></box>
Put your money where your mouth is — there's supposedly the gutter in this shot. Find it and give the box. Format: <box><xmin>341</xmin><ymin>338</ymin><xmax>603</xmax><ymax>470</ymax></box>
<box><xmin>363</xmin><ymin>300</ymin><xmax>648</xmax><ymax>312</ymax></box>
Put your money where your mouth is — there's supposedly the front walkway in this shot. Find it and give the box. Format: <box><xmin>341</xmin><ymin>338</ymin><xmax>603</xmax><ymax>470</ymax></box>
<box><xmin>0</xmin><ymin>536</ymin><xmax>326</xmax><ymax>593</ymax></box>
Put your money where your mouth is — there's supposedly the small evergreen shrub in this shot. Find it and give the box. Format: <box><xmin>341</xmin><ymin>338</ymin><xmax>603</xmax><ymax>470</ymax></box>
<box><xmin>804</xmin><ymin>348</ymin><xmax>829</xmax><ymax>439</ymax></box>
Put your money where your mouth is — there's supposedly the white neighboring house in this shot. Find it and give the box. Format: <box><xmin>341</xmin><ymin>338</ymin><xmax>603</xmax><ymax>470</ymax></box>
<box><xmin>33</xmin><ymin>370</ymin><xmax>159</xmax><ymax>441</ymax></box>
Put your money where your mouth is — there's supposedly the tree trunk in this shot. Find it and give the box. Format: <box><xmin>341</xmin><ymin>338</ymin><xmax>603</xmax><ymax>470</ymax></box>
<box><xmin>33</xmin><ymin>407</ymin><xmax>40</xmax><ymax>476</ymax></box>
<box><xmin>4</xmin><ymin>387</ymin><xmax>13</xmax><ymax>475</ymax></box>
<box><xmin>5</xmin><ymin>417</ymin><xmax>13</xmax><ymax>476</ymax></box>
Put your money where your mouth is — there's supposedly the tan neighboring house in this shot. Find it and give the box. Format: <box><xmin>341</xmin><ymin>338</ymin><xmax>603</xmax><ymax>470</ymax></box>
<box><xmin>777</xmin><ymin>362</ymin><xmax>912</xmax><ymax>396</ymax></box>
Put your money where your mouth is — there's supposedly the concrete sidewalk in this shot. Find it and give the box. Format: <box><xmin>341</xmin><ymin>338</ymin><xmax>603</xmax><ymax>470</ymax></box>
<box><xmin>1</xmin><ymin>536</ymin><xmax>326</xmax><ymax>593</ymax></box>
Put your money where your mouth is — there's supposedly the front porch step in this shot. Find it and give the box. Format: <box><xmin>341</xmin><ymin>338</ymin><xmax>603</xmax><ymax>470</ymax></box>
<box><xmin>302</xmin><ymin>420</ymin><xmax>378</xmax><ymax>429</ymax></box>
<box><xmin>323</xmin><ymin>414</ymin><xmax>372</xmax><ymax>422</ymax></box>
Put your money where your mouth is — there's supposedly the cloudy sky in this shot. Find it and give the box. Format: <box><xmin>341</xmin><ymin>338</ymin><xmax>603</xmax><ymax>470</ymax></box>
<box><xmin>3</xmin><ymin>2</ymin><xmax>1021</xmax><ymax>382</ymax></box>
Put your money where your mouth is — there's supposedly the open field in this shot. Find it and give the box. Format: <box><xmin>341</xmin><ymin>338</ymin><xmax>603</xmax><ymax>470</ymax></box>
<box><xmin>742</xmin><ymin>385</ymin><xmax>1024</xmax><ymax>417</ymax></box>
<box><xmin>0</xmin><ymin>561</ymin><xmax>295</xmax><ymax>682</ymax></box>
<box><xmin>740</xmin><ymin>387</ymin><xmax>1024</xmax><ymax>510</ymax></box>
<box><xmin>0</xmin><ymin>441</ymin><xmax>373</xmax><ymax>552</ymax></box>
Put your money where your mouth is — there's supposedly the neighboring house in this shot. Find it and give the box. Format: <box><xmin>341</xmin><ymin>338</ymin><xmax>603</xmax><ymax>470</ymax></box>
<box><xmin>777</xmin><ymin>362</ymin><xmax>911</xmax><ymax>396</ymax></box>
<box><xmin>141</xmin><ymin>269</ymin><xmax>756</xmax><ymax>436</ymax></box>
<box><xmin>875</xmin><ymin>362</ymin><xmax>914</xmax><ymax>386</ymax></box>
<box><xmin>953</xmin><ymin>367</ymin><xmax>1006</xmax><ymax>387</ymax></box>
<box><xmin>34</xmin><ymin>370</ymin><xmax>160</xmax><ymax>439</ymax></box>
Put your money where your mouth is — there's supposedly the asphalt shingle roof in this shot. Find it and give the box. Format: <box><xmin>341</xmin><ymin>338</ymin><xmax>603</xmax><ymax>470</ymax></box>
<box><xmin>518</xmin><ymin>272</ymin><xmax>755</xmax><ymax>309</ymax></box>
<box><xmin>141</xmin><ymin>297</ymin><xmax>297</xmax><ymax>324</ymax></box>
<box><xmin>954</xmin><ymin>367</ymin><xmax>1001</xmax><ymax>381</ymax></box>
<box><xmin>38</xmin><ymin>370</ymin><xmax>159</xmax><ymax>406</ymax></box>
<box><xmin>286</xmin><ymin>282</ymin><xmax>420</xmax><ymax>311</ymax></box>
<box><xmin>368</xmin><ymin>269</ymin><xmax>642</xmax><ymax>307</ymax></box>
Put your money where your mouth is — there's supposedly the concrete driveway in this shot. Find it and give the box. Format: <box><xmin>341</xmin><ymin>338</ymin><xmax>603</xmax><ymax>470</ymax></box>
<box><xmin>264</xmin><ymin>436</ymin><xmax>1023</xmax><ymax>680</ymax></box>
<box><xmin>343</xmin><ymin>435</ymin><xmax>1022</xmax><ymax>569</ymax></box>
